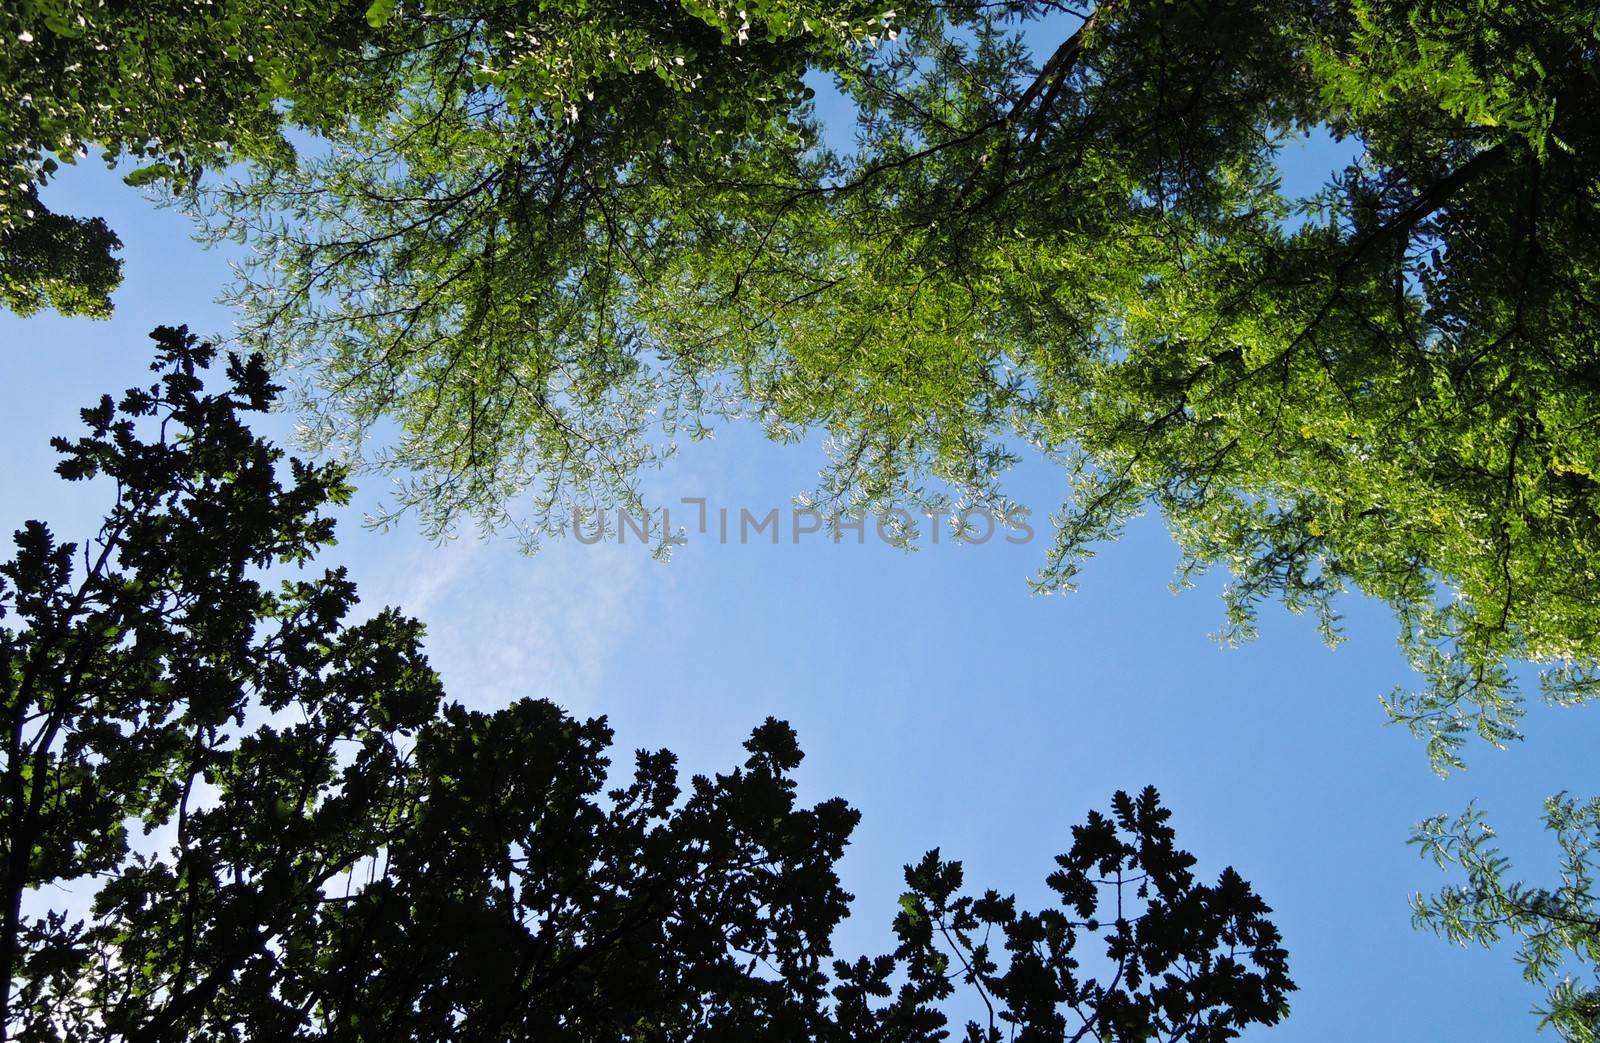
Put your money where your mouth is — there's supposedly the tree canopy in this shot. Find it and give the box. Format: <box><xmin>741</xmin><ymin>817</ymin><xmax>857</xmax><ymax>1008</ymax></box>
<box><xmin>0</xmin><ymin>328</ymin><xmax>1293</xmax><ymax>1040</ymax></box>
<box><xmin>0</xmin><ymin>0</ymin><xmax>885</xmax><ymax>315</ymax></box>
<box><xmin>5</xmin><ymin>1</ymin><xmax>1600</xmax><ymax>1031</ymax></box>
<box><xmin>1</xmin><ymin>0</ymin><xmax>375</xmax><ymax>315</ymax></box>
<box><xmin>5</xmin><ymin>0</ymin><xmax>1598</xmax><ymax>769</ymax></box>
<box><xmin>190</xmin><ymin>0</ymin><xmax>1600</xmax><ymax>773</ymax></box>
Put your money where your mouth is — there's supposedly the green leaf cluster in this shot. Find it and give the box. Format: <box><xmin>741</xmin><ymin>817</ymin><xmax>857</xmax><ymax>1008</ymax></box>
<box><xmin>1413</xmin><ymin>796</ymin><xmax>1600</xmax><ymax>1042</ymax></box>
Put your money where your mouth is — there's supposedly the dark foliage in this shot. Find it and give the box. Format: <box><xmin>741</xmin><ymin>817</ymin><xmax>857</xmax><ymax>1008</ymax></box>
<box><xmin>0</xmin><ymin>329</ymin><xmax>1292</xmax><ymax>1040</ymax></box>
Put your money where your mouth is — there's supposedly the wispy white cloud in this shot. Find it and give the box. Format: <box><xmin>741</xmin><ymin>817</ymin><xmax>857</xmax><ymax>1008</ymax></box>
<box><xmin>356</xmin><ymin>531</ymin><xmax>663</xmax><ymax>715</ymax></box>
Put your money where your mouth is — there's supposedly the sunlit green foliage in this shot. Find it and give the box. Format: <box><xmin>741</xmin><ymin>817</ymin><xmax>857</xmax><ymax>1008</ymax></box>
<box><xmin>5</xmin><ymin>0</ymin><xmax>1598</xmax><ymax>779</ymax></box>
<box><xmin>185</xmin><ymin>0</ymin><xmax>1600</xmax><ymax>775</ymax></box>
<box><xmin>3</xmin><ymin>0</ymin><xmax>1596</xmax><ymax>786</ymax></box>
<box><xmin>1414</xmin><ymin>796</ymin><xmax>1600</xmax><ymax>1043</ymax></box>
<box><xmin>0</xmin><ymin>192</ymin><xmax>120</xmax><ymax>316</ymax></box>
<box><xmin>1</xmin><ymin>0</ymin><xmax>392</xmax><ymax>311</ymax></box>
<box><xmin>197</xmin><ymin>0</ymin><xmax>894</xmax><ymax>537</ymax></box>
<box><xmin>9</xmin><ymin>0</ymin><xmax>1596</xmax><ymax>774</ymax></box>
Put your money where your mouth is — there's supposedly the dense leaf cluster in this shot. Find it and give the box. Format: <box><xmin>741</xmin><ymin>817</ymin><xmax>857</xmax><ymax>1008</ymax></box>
<box><xmin>1</xmin><ymin>0</ymin><xmax>387</xmax><ymax>314</ymax></box>
<box><xmin>178</xmin><ymin>0</ymin><xmax>1600</xmax><ymax>773</ymax></box>
<box><xmin>8</xmin><ymin>0</ymin><xmax>1598</xmax><ymax>769</ymax></box>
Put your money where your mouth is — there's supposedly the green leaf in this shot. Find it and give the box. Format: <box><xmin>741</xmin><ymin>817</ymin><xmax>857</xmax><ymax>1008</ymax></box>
<box><xmin>365</xmin><ymin>0</ymin><xmax>395</xmax><ymax>28</ymax></box>
<box><xmin>122</xmin><ymin>163</ymin><xmax>174</xmax><ymax>188</ymax></box>
<box><xmin>44</xmin><ymin>13</ymin><xmax>86</xmax><ymax>38</ymax></box>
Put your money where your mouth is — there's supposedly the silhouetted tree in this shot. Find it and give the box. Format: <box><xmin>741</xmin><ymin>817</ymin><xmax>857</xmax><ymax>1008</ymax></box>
<box><xmin>0</xmin><ymin>327</ymin><xmax>1294</xmax><ymax>1040</ymax></box>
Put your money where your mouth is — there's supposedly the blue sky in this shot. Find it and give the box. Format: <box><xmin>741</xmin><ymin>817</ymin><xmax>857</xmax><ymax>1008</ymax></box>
<box><xmin>3</xmin><ymin>113</ymin><xmax>1597</xmax><ymax>1041</ymax></box>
